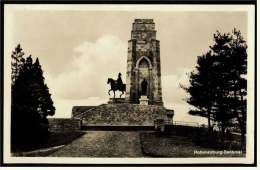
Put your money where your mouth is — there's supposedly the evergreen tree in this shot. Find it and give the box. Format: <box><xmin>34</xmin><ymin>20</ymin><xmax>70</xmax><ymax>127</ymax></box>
<box><xmin>182</xmin><ymin>51</ymin><xmax>215</xmax><ymax>132</ymax></box>
<box><xmin>11</xmin><ymin>44</ymin><xmax>25</xmax><ymax>84</ymax></box>
<box><xmin>229</xmin><ymin>29</ymin><xmax>247</xmax><ymax>146</ymax></box>
<box><xmin>210</xmin><ymin>31</ymin><xmax>232</xmax><ymax>141</ymax></box>
<box><xmin>31</xmin><ymin>58</ymin><xmax>55</xmax><ymax>132</ymax></box>
<box><xmin>185</xmin><ymin>29</ymin><xmax>247</xmax><ymax>145</ymax></box>
<box><xmin>11</xmin><ymin>45</ymin><xmax>55</xmax><ymax>149</ymax></box>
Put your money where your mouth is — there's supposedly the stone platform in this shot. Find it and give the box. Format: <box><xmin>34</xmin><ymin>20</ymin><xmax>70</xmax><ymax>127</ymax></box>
<box><xmin>107</xmin><ymin>98</ymin><xmax>126</xmax><ymax>104</ymax></box>
<box><xmin>72</xmin><ymin>103</ymin><xmax>173</xmax><ymax>127</ymax></box>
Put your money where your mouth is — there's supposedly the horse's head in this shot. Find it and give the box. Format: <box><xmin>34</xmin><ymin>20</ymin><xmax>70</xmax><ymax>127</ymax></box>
<box><xmin>107</xmin><ymin>78</ymin><xmax>112</xmax><ymax>84</ymax></box>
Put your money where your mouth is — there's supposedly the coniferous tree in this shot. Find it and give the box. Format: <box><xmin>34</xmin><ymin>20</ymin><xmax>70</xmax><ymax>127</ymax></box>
<box><xmin>210</xmin><ymin>30</ymin><xmax>247</xmax><ymax>143</ymax></box>
<box><xmin>31</xmin><ymin>58</ymin><xmax>55</xmax><ymax>134</ymax></box>
<box><xmin>11</xmin><ymin>44</ymin><xmax>25</xmax><ymax>84</ymax></box>
<box><xmin>183</xmin><ymin>52</ymin><xmax>215</xmax><ymax>132</ymax></box>
<box><xmin>210</xmin><ymin>31</ymin><xmax>238</xmax><ymax>142</ymax></box>
<box><xmin>11</xmin><ymin>45</ymin><xmax>55</xmax><ymax>150</ymax></box>
<box><xmin>185</xmin><ymin>29</ymin><xmax>247</xmax><ymax>145</ymax></box>
<box><xmin>229</xmin><ymin>29</ymin><xmax>247</xmax><ymax>146</ymax></box>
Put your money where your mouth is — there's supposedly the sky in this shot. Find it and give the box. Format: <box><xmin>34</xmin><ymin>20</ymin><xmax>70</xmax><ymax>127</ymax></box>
<box><xmin>5</xmin><ymin>5</ymin><xmax>248</xmax><ymax>124</ymax></box>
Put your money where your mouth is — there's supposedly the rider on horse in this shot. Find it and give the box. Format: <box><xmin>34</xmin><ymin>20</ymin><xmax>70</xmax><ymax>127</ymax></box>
<box><xmin>107</xmin><ymin>72</ymin><xmax>126</xmax><ymax>98</ymax></box>
<box><xmin>117</xmin><ymin>72</ymin><xmax>123</xmax><ymax>89</ymax></box>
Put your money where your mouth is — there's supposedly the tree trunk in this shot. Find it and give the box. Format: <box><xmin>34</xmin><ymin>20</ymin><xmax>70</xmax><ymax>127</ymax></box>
<box><xmin>241</xmin><ymin>126</ymin><xmax>246</xmax><ymax>149</ymax></box>
<box><xmin>236</xmin><ymin>92</ymin><xmax>246</xmax><ymax>149</ymax></box>
<box><xmin>240</xmin><ymin>94</ymin><xmax>246</xmax><ymax>149</ymax></box>
<box><xmin>207</xmin><ymin>111</ymin><xmax>212</xmax><ymax>133</ymax></box>
<box><xmin>236</xmin><ymin>115</ymin><xmax>244</xmax><ymax>145</ymax></box>
<box><xmin>221</xmin><ymin>124</ymin><xmax>225</xmax><ymax>145</ymax></box>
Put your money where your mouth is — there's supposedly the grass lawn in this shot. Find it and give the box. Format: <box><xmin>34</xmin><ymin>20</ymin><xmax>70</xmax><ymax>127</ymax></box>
<box><xmin>140</xmin><ymin>132</ymin><xmax>245</xmax><ymax>157</ymax></box>
<box><xmin>12</xmin><ymin>131</ymin><xmax>85</xmax><ymax>154</ymax></box>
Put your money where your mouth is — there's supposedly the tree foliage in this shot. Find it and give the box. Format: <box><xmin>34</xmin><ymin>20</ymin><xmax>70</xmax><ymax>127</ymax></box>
<box><xmin>184</xmin><ymin>29</ymin><xmax>247</xmax><ymax>144</ymax></box>
<box><xmin>11</xmin><ymin>44</ymin><xmax>55</xmax><ymax>149</ymax></box>
<box><xmin>183</xmin><ymin>51</ymin><xmax>215</xmax><ymax>132</ymax></box>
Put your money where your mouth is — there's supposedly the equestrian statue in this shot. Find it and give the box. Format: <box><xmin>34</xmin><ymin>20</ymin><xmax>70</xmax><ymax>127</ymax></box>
<box><xmin>107</xmin><ymin>72</ymin><xmax>126</xmax><ymax>98</ymax></box>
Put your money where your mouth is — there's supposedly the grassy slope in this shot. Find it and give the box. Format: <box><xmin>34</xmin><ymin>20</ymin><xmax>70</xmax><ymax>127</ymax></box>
<box><xmin>140</xmin><ymin>131</ymin><xmax>245</xmax><ymax>157</ymax></box>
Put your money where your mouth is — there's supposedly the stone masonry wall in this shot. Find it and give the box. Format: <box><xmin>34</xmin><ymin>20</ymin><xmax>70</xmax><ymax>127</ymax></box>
<box><xmin>48</xmin><ymin>118</ymin><xmax>82</xmax><ymax>132</ymax></box>
<box><xmin>73</xmin><ymin>103</ymin><xmax>169</xmax><ymax>126</ymax></box>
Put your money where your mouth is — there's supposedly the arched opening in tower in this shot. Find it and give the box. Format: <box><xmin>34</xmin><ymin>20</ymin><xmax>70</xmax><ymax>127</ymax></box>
<box><xmin>138</xmin><ymin>58</ymin><xmax>151</xmax><ymax>98</ymax></box>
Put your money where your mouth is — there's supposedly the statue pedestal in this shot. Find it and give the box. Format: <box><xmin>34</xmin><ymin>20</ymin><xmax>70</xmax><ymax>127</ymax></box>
<box><xmin>108</xmin><ymin>98</ymin><xmax>126</xmax><ymax>104</ymax></box>
<box><xmin>139</xmin><ymin>95</ymin><xmax>149</xmax><ymax>105</ymax></box>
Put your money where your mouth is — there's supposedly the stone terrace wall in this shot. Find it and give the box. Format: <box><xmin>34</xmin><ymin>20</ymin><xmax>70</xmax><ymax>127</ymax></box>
<box><xmin>48</xmin><ymin>118</ymin><xmax>82</xmax><ymax>132</ymax></box>
<box><xmin>72</xmin><ymin>104</ymin><xmax>168</xmax><ymax>126</ymax></box>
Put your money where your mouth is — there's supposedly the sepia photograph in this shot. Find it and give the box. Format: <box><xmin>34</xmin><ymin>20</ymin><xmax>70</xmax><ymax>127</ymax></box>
<box><xmin>1</xmin><ymin>1</ymin><xmax>256</xmax><ymax>166</ymax></box>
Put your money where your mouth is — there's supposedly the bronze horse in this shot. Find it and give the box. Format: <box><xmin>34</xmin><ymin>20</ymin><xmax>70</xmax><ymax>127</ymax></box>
<box><xmin>107</xmin><ymin>78</ymin><xmax>126</xmax><ymax>98</ymax></box>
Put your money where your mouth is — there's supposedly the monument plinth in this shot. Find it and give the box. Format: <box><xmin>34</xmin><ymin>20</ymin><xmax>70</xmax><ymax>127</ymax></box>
<box><xmin>108</xmin><ymin>98</ymin><xmax>126</xmax><ymax>104</ymax></box>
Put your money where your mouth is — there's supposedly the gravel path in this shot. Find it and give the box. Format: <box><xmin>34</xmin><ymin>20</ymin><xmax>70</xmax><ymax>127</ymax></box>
<box><xmin>49</xmin><ymin>131</ymin><xmax>146</xmax><ymax>157</ymax></box>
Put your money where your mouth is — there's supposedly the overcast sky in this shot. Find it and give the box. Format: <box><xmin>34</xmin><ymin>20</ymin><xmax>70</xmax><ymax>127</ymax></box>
<box><xmin>5</xmin><ymin>5</ymin><xmax>248</xmax><ymax>124</ymax></box>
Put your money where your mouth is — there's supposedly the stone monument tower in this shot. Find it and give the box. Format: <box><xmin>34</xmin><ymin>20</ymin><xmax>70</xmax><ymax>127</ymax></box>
<box><xmin>71</xmin><ymin>19</ymin><xmax>173</xmax><ymax>128</ymax></box>
<box><xmin>125</xmin><ymin>19</ymin><xmax>163</xmax><ymax>105</ymax></box>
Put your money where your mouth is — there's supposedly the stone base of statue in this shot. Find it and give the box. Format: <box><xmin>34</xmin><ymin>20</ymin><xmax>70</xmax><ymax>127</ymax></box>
<box><xmin>139</xmin><ymin>95</ymin><xmax>149</xmax><ymax>105</ymax></box>
<box><xmin>108</xmin><ymin>97</ymin><xmax>126</xmax><ymax>104</ymax></box>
